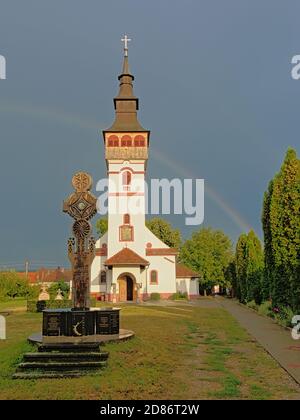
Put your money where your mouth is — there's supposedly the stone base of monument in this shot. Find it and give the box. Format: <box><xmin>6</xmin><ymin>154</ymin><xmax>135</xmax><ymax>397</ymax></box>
<box><xmin>13</xmin><ymin>342</ymin><xmax>109</xmax><ymax>379</ymax></box>
<box><xmin>13</xmin><ymin>307</ymin><xmax>134</xmax><ymax>379</ymax></box>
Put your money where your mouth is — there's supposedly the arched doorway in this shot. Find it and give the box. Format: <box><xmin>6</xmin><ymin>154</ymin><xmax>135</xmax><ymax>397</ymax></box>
<box><xmin>118</xmin><ymin>273</ymin><xmax>137</xmax><ymax>302</ymax></box>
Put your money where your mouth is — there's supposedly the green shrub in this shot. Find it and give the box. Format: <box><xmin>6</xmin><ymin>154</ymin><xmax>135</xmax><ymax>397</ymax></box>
<box><xmin>246</xmin><ymin>300</ymin><xmax>258</xmax><ymax>311</ymax></box>
<box><xmin>27</xmin><ymin>297</ymin><xmax>98</xmax><ymax>312</ymax></box>
<box><xmin>258</xmin><ymin>301</ymin><xmax>272</xmax><ymax>317</ymax></box>
<box><xmin>150</xmin><ymin>293</ymin><xmax>160</xmax><ymax>301</ymax></box>
<box><xmin>90</xmin><ymin>297</ymin><xmax>97</xmax><ymax>307</ymax></box>
<box><xmin>48</xmin><ymin>281</ymin><xmax>70</xmax><ymax>299</ymax></box>
<box><xmin>0</xmin><ymin>272</ymin><xmax>34</xmax><ymax>299</ymax></box>
<box><xmin>27</xmin><ymin>299</ymin><xmax>73</xmax><ymax>313</ymax></box>
<box><xmin>27</xmin><ymin>285</ymin><xmax>40</xmax><ymax>299</ymax></box>
<box><xmin>170</xmin><ymin>291</ymin><xmax>188</xmax><ymax>300</ymax></box>
<box><xmin>274</xmin><ymin>307</ymin><xmax>295</xmax><ymax>328</ymax></box>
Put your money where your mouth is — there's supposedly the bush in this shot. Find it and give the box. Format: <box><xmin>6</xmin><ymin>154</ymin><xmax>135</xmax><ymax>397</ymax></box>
<box><xmin>274</xmin><ymin>307</ymin><xmax>295</xmax><ymax>328</ymax></box>
<box><xmin>90</xmin><ymin>297</ymin><xmax>97</xmax><ymax>307</ymax></box>
<box><xmin>257</xmin><ymin>301</ymin><xmax>273</xmax><ymax>318</ymax></box>
<box><xmin>27</xmin><ymin>297</ymin><xmax>98</xmax><ymax>312</ymax></box>
<box><xmin>27</xmin><ymin>285</ymin><xmax>40</xmax><ymax>300</ymax></box>
<box><xmin>149</xmin><ymin>293</ymin><xmax>160</xmax><ymax>301</ymax></box>
<box><xmin>48</xmin><ymin>281</ymin><xmax>70</xmax><ymax>300</ymax></box>
<box><xmin>0</xmin><ymin>272</ymin><xmax>33</xmax><ymax>299</ymax></box>
<box><xmin>246</xmin><ymin>300</ymin><xmax>258</xmax><ymax>311</ymax></box>
<box><xmin>27</xmin><ymin>299</ymin><xmax>73</xmax><ymax>313</ymax></box>
<box><xmin>170</xmin><ymin>292</ymin><xmax>188</xmax><ymax>300</ymax></box>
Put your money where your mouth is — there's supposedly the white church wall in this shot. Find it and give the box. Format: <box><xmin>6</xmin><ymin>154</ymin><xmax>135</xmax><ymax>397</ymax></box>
<box><xmin>107</xmin><ymin>161</ymin><xmax>147</xmax><ymax>257</ymax></box>
<box><xmin>176</xmin><ymin>277</ymin><xmax>199</xmax><ymax>297</ymax></box>
<box><xmin>90</xmin><ymin>232</ymin><xmax>108</xmax><ymax>295</ymax></box>
<box><xmin>146</xmin><ymin>255</ymin><xmax>176</xmax><ymax>298</ymax></box>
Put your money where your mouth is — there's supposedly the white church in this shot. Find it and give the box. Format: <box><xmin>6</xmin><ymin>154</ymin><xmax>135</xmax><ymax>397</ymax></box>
<box><xmin>91</xmin><ymin>39</ymin><xmax>199</xmax><ymax>302</ymax></box>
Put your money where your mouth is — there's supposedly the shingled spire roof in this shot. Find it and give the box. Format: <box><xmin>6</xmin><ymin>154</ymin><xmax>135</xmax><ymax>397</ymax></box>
<box><xmin>105</xmin><ymin>45</ymin><xmax>147</xmax><ymax>132</ymax></box>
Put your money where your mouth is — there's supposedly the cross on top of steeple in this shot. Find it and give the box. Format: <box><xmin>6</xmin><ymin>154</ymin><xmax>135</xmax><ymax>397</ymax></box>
<box><xmin>121</xmin><ymin>34</ymin><xmax>131</xmax><ymax>57</ymax></box>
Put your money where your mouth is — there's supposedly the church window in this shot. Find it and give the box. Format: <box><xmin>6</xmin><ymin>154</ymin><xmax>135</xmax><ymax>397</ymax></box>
<box><xmin>122</xmin><ymin>170</ymin><xmax>132</xmax><ymax>190</ymax></box>
<box><xmin>100</xmin><ymin>270</ymin><xmax>106</xmax><ymax>284</ymax></box>
<box><xmin>107</xmin><ymin>135</ymin><xmax>119</xmax><ymax>147</ymax></box>
<box><xmin>121</xmin><ymin>135</ymin><xmax>132</xmax><ymax>147</ymax></box>
<box><xmin>150</xmin><ymin>270</ymin><xmax>158</xmax><ymax>284</ymax></box>
<box><xmin>134</xmin><ymin>135</ymin><xmax>145</xmax><ymax>147</ymax></box>
<box><xmin>124</xmin><ymin>214</ymin><xmax>130</xmax><ymax>224</ymax></box>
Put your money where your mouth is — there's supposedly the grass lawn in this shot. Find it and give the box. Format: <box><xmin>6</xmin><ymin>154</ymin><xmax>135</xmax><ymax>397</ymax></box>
<box><xmin>0</xmin><ymin>300</ymin><xmax>299</xmax><ymax>400</ymax></box>
<box><xmin>0</xmin><ymin>298</ymin><xmax>27</xmax><ymax>312</ymax></box>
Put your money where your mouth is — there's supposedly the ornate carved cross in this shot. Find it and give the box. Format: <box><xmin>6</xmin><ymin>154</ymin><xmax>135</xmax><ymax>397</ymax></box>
<box><xmin>63</xmin><ymin>172</ymin><xmax>97</xmax><ymax>310</ymax></box>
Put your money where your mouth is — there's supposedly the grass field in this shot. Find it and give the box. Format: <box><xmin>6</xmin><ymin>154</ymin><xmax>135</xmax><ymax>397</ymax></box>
<box><xmin>0</xmin><ymin>300</ymin><xmax>299</xmax><ymax>400</ymax></box>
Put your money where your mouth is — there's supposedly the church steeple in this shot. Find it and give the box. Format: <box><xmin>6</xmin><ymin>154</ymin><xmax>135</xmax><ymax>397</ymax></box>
<box><xmin>105</xmin><ymin>36</ymin><xmax>146</xmax><ymax>132</ymax></box>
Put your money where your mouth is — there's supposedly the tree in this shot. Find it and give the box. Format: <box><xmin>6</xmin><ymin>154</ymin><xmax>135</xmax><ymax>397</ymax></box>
<box><xmin>267</xmin><ymin>148</ymin><xmax>300</xmax><ymax>311</ymax></box>
<box><xmin>235</xmin><ymin>231</ymin><xmax>264</xmax><ymax>304</ymax></box>
<box><xmin>95</xmin><ymin>217</ymin><xmax>108</xmax><ymax>236</ymax></box>
<box><xmin>235</xmin><ymin>234</ymin><xmax>248</xmax><ymax>303</ymax></box>
<box><xmin>245</xmin><ymin>230</ymin><xmax>264</xmax><ymax>304</ymax></box>
<box><xmin>261</xmin><ymin>180</ymin><xmax>274</xmax><ymax>301</ymax></box>
<box><xmin>180</xmin><ymin>227</ymin><xmax>233</xmax><ymax>294</ymax></box>
<box><xmin>225</xmin><ymin>259</ymin><xmax>237</xmax><ymax>297</ymax></box>
<box><xmin>146</xmin><ymin>218</ymin><xmax>182</xmax><ymax>248</ymax></box>
<box><xmin>0</xmin><ymin>271</ymin><xmax>32</xmax><ymax>299</ymax></box>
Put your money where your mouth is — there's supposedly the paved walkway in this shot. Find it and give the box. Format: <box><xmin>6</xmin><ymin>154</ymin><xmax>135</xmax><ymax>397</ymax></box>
<box><xmin>215</xmin><ymin>297</ymin><xmax>300</xmax><ymax>385</ymax></box>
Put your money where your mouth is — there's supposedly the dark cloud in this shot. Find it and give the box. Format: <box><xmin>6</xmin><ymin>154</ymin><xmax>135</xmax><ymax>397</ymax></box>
<box><xmin>0</xmin><ymin>0</ymin><xmax>299</xmax><ymax>268</ymax></box>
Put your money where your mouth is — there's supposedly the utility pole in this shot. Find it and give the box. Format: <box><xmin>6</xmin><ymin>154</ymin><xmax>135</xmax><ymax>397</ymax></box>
<box><xmin>25</xmin><ymin>260</ymin><xmax>29</xmax><ymax>278</ymax></box>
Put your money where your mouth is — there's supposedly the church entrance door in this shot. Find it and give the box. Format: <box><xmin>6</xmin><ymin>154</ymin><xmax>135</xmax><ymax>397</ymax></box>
<box><xmin>118</xmin><ymin>274</ymin><xmax>136</xmax><ymax>302</ymax></box>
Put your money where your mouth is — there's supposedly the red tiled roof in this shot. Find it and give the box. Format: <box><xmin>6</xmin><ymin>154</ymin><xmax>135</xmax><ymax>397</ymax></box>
<box><xmin>19</xmin><ymin>268</ymin><xmax>72</xmax><ymax>284</ymax></box>
<box><xmin>146</xmin><ymin>248</ymin><xmax>178</xmax><ymax>256</ymax></box>
<box><xmin>105</xmin><ymin>248</ymin><xmax>149</xmax><ymax>266</ymax></box>
<box><xmin>35</xmin><ymin>268</ymin><xmax>72</xmax><ymax>283</ymax></box>
<box><xmin>19</xmin><ymin>272</ymin><xmax>38</xmax><ymax>284</ymax></box>
<box><xmin>176</xmin><ymin>263</ymin><xmax>199</xmax><ymax>278</ymax></box>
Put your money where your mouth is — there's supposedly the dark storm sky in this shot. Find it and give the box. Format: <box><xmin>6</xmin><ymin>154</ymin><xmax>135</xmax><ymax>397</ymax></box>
<box><xmin>0</xmin><ymin>0</ymin><xmax>299</xmax><ymax>269</ymax></box>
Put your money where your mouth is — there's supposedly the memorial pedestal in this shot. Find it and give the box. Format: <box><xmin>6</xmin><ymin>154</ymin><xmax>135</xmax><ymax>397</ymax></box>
<box><xmin>42</xmin><ymin>308</ymin><xmax>121</xmax><ymax>344</ymax></box>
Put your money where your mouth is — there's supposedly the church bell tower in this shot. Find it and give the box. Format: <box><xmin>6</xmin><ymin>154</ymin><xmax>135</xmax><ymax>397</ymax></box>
<box><xmin>103</xmin><ymin>36</ymin><xmax>150</xmax><ymax>257</ymax></box>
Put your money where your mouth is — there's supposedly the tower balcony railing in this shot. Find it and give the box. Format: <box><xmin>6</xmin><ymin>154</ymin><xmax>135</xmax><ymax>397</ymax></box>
<box><xmin>105</xmin><ymin>146</ymin><xmax>148</xmax><ymax>160</ymax></box>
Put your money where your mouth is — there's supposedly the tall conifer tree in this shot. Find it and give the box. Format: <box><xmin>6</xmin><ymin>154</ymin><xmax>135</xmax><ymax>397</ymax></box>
<box><xmin>262</xmin><ymin>148</ymin><xmax>300</xmax><ymax>311</ymax></box>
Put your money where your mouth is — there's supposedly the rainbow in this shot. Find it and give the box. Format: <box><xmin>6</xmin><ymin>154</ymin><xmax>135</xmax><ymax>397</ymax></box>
<box><xmin>0</xmin><ymin>102</ymin><xmax>252</xmax><ymax>233</ymax></box>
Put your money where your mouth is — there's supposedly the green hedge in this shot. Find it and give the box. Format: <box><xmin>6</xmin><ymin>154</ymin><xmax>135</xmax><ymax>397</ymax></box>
<box><xmin>170</xmin><ymin>292</ymin><xmax>188</xmax><ymax>300</ymax></box>
<box><xmin>27</xmin><ymin>299</ymin><xmax>72</xmax><ymax>312</ymax></box>
<box><xmin>149</xmin><ymin>293</ymin><xmax>161</xmax><ymax>301</ymax></box>
<box><xmin>27</xmin><ymin>297</ymin><xmax>98</xmax><ymax>312</ymax></box>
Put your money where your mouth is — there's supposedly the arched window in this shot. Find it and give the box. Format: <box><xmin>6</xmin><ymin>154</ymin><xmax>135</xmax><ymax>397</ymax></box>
<box><xmin>123</xmin><ymin>214</ymin><xmax>130</xmax><ymax>224</ymax></box>
<box><xmin>150</xmin><ymin>270</ymin><xmax>158</xmax><ymax>284</ymax></box>
<box><xmin>107</xmin><ymin>135</ymin><xmax>119</xmax><ymax>147</ymax></box>
<box><xmin>100</xmin><ymin>270</ymin><xmax>106</xmax><ymax>284</ymax></box>
<box><xmin>134</xmin><ymin>135</ymin><xmax>145</xmax><ymax>147</ymax></box>
<box><xmin>122</xmin><ymin>171</ymin><xmax>131</xmax><ymax>190</ymax></box>
<box><xmin>121</xmin><ymin>135</ymin><xmax>132</xmax><ymax>147</ymax></box>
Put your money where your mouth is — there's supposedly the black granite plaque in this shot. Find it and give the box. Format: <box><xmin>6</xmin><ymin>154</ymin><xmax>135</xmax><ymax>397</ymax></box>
<box><xmin>42</xmin><ymin>308</ymin><xmax>119</xmax><ymax>337</ymax></box>
<box><xmin>70</xmin><ymin>311</ymin><xmax>95</xmax><ymax>336</ymax></box>
<box><xmin>43</xmin><ymin>312</ymin><xmax>61</xmax><ymax>336</ymax></box>
<box><xmin>96</xmin><ymin>309</ymin><xmax>120</xmax><ymax>335</ymax></box>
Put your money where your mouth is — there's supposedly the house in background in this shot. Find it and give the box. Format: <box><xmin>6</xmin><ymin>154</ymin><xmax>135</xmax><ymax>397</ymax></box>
<box><xmin>21</xmin><ymin>267</ymin><xmax>72</xmax><ymax>288</ymax></box>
